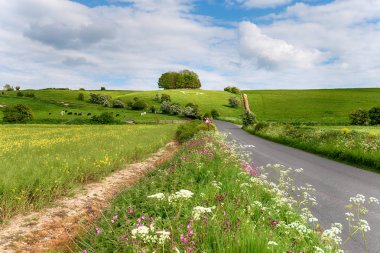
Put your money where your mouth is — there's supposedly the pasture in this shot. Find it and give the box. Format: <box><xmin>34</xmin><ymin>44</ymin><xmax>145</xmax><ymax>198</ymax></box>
<box><xmin>0</xmin><ymin>124</ymin><xmax>176</xmax><ymax>221</ymax></box>
<box><xmin>1</xmin><ymin>88</ymin><xmax>380</xmax><ymax>124</ymax></box>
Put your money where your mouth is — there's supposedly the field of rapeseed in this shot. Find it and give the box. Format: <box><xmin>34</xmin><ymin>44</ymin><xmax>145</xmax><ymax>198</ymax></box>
<box><xmin>0</xmin><ymin>124</ymin><xmax>176</xmax><ymax>222</ymax></box>
<box><xmin>72</xmin><ymin>131</ymin><xmax>374</xmax><ymax>253</ymax></box>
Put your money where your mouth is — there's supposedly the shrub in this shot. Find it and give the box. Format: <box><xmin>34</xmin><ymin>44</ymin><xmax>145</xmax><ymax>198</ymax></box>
<box><xmin>349</xmin><ymin>109</ymin><xmax>369</xmax><ymax>125</ymax></box>
<box><xmin>169</xmin><ymin>103</ymin><xmax>182</xmax><ymax>115</ymax></box>
<box><xmin>78</xmin><ymin>93</ymin><xmax>85</xmax><ymax>101</ymax></box>
<box><xmin>242</xmin><ymin>111</ymin><xmax>256</xmax><ymax>126</ymax></box>
<box><xmin>15</xmin><ymin>86</ymin><xmax>20</xmax><ymax>91</ymax></box>
<box><xmin>16</xmin><ymin>91</ymin><xmax>24</xmax><ymax>97</ymax></box>
<box><xmin>149</xmin><ymin>105</ymin><xmax>156</xmax><ymax>113</ymax></box>
<box><xmin>79</xmin><ymin>88</ymin><xmax>85</xmax><ymax>90</ymax></box>
<box><xmin>368</xmin><ymin>106</ymin><xmax>380</xmax><ymax>125</ymax></box>
<box><xmin>131</xmin><ymin>100</ymin><xmax>147</xmax><ymax>110</ymax></box>
<box><xmin>91</xmin><ymin>112</ymin><xmax>115</xmax><ymax>124</ymax></box>
<box><xmin>183</xmin><ymin>103</ymin><xmax>200</xmax><ymax>118</ymax></box>
<box><xmin>1</xmin><ymin>91</ymin><xmax>4</xmax><ymax>95</ymax></box>
<box><xmin>100</xmin><ymin>86</ymin><xmax>106</xmax><ymax>91</ymax></box>
<box><xmin>231</xmin><ymin>87</ymin><xmax>241</xmax><ymax>94</ymax></box>
<box><xmin>211</xmin><ymin>109</ymin><xmax>220</xmax><ymax>119</ymax></box>
<box><xmin>176</xmin><ymin>120</ymin><xmax>216</xmax><ymax>143</ymax></box>
<box><xmin>160</xmin><ymin>101</ymin><xmax>171</xmax><ymax>114</ymax></box>
<box><xmin>3</xmin><ymin>104</ymin><xmax>34</xmax><ymax>123</ymax></box>
<box><xmin>228</xmin><ymin>96</ymin><xmax>240</xmax><ymax>108</ymax></box>
<box><xmin>112</xmin><ymin>99</ymin><xmax>125</xmax><ymax>108</ymax></box>
<box><xmin>161</xmin><ymin>94</ymin><xmax>171</xmax><ymax>102</ymax></box>
<box><xmin>89</xmin><ymin>93</ymin><xmax>112</xmax><ymax>106</ymax></box>
<box><xmin>253</xmin><ymin>122</ymin><xmax>270</xmax><ymax>132</ymax></box>
<box><xmin>224</xmin><ymin>86</ymin><xmax>232</xmax><ymax>92</ymax></box>
<box><xmin>103</xmin><ymin>100</ymin><xmax>111</xmax><ymax>107</ymax></box>
<box><xmin>154</xmin><ymin>94</ymin><xmax>160</xmax><ymax>101</ymax></box>
<box><xmin>25</xmin><ymin>92</ymin><xmax>35</xmax><ymax>98</ymax></box>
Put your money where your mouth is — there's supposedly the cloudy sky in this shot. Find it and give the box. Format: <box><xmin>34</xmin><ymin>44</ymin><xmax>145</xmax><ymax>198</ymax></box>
<box><xmin>1</xmin><ymin>0</ymin><xmax>380</xmax><ymax>90</ymax></box>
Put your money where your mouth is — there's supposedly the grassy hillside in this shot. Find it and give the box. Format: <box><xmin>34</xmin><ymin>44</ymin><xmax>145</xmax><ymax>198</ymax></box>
<box><xmin>1</xmin><ymin>88</ymin><xmax>379</xmax><ymax>124</ymax></box>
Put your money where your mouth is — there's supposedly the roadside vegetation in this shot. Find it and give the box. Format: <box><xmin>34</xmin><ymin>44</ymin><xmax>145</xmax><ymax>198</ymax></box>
<box><xmin>73</xmin><ymin>131</ymin><xmax>338</xmax><ymax>253</ymax></box>
<box><xmin>244</xmin><ymin>123</ymin><xmax>380</xmax><ymax>172</ymax></box>
<box><xmin>0</xmin><ymin>124</ymin><xmax>176</xmax><ymax>221</ymax></box>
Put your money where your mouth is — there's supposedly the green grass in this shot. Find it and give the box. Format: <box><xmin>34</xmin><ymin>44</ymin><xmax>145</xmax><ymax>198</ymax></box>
<box><xmin>72</xmin><ymin>132</ymin><xmax>333</xmax><ymax>253</ymax></box>
<box><xmin>245</xmin><ymin>123</ymin><xmax>380</xmax><ymax>172</ymax></box>
<box><xmin>0</xmin><ymin>124</ymin><xmax>176</xmax><ymax>222</ymax></box>
<box><xmin>2</xmin><ymin>88</ymin><xmax>379</xmax><ymax>124</ymax></box>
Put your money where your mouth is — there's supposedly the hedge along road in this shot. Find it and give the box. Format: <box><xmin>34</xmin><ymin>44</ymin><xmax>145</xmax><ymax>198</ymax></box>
<box><xmin>215</xmin><ymin>120</ymin><xmax>380</xmax><ymax>253</ymax></box>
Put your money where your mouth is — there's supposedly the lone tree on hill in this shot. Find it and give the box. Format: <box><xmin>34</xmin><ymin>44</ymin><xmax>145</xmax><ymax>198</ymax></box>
<box><xmin>158</xmin><ymin>70</ymin><xmax>201</xmax><ymax>89</ymax></box>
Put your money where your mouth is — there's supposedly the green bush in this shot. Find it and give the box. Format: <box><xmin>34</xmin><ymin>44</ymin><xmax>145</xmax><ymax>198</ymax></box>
<box><xmin>160</xmin><ymin>101</ymin><xmax>171</xmax><ymax>114</ymax></box>
<box><xmin>242</xmin><ymin>111</ymin><xmax>256</xmax><ymax>126</ymax></box>
<box><xmin>89</xmin><ymin>93</ymin><xmax>112</xmax><ymax>106</ymax></box>
<box><xmin>169</xmin><ymin>103</ymin><xmax>182</xmax><ymax>115</ymax></box>
<box><xmin>78</xmin><ymin>93</ymin><xmax>85</xmax><ymax>101</ymax></box>
<box><xmin>25</xmin><ymin>92</ymin><xmax>35</xmax><ymax>98</ymax></box>
<box><xmin>183</xmin><ymin>103</ymin><xmax>200</xmax><ymax>118</ymax></box>
<box><xmin>154</xmin><ymin>94</ymin><xmax>160</xmax><ymax>101</ymax></box>
<box><xmin>349</xmin><ymin>109</ymin><xmax>369</xmax><ymax>125</ymax></box>
<box><xmin>91</xmin><ymin>112</ymin><xmax>115</xmax><ymax>124</ymax></box>
<box><xmin>161</xmin><ymin>94</ymin><xmax>171</xmax><ymax>102</ymax></box>
<box><xmin>158</xmin><ymin>70</ymin><xmax>201</xmax><ymax>89</ymax></box>
<box><xmin>224</xmin><ymin>86</ymin><xmax>240</xmax><ymax>94</ymax></box>
<box><xmin>131</xmin><ymin>100</ymin><xmax>147</xmax><ymax>110</ymax></box>
<box><xmin>176</xmin><ymin>121</ymin><xmax>216</xmax><ymax>143</ymax></box>
<box><xmin>112</xmin><ymin>99</ymin><xmax>125</xmax><ymax>108</ymax></box>
<box><xmin>3</xmin><ymin>104</ymin><xmax>34</xmax><ymax>123</ymax></box>
<box><xmin>15</xmin><ymin>86</ymin><xmax>20</xmax><ymax>91</ymax></box>
<box><xmin>369</xmin><ymin>106</ymin><xmax>380</xmax><ymax>125</ymax></box>
<box><xmin>253</xmin><ymin>122</ymin><xmax>270</xmax><ymax>132</ymax></box>
<box><xmin>16</xmin><ymin>91</ymin><xmax>24</xmax><ymax>97</ymax></box>
<box><xmin>228</xmin><ymin>96</ymin><xmax>240</xmax><ymax>108</ymax></box>
<box><xmin>100</xmin><ymin>86</ymin><xmax>106</xmax><ymax>91</ymax></box>
<box><xmin>211</xmin><ymin>109</ymin><xmax>220</xmax><ymax>119</ymax></box>
<box><xmin>203</xmin><ymin>112</ymin><xmax>212</xmax><ymax>120</ymax></box>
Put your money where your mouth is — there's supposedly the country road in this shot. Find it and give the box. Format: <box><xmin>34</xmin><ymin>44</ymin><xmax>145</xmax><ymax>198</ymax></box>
<box><xmin>215</xmin><ymin>120</ymin><xmax>380</xmax><ymax>253</ymax></box>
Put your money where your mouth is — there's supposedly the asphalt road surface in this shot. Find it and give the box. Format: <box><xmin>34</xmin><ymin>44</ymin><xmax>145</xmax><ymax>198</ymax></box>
<box><xmin>215</xmin><ymin>120</ymin><xmax>380</xmax><ymax>253</ymax></box>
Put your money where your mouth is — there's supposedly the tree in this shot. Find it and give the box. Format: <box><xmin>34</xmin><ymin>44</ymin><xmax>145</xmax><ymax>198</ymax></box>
<box><xmin>3</xmin><ymin>104</ymin><xmax>34</xmax><ymax>123</ymax></box>
<box><xmin>3</xmin><ymin>84</ymin><xmax>14</xmax><ymax>91</ymax></box>
<box><xmin>349</xmin><ymin>109</ymin><xmax>369</xmax><ymax>125</ymax></box>
<box><xmin>15</xmin><ymin>86</ymin><xmax>21</xmax><ymax>91</ymax></box>
<box><xmin>100</xmin><ymin>86</ymin><xmax>106</xmax><ymax>91</ymax></box>
<box><xmin>78</xmin><ymin>93</ymin><xmax>85</xmax><ymax>101</ymax></box>
<box><xmin>158</xmin><ymin>70</ymin><xmax>201</xmax><ymax>89</ymax></box>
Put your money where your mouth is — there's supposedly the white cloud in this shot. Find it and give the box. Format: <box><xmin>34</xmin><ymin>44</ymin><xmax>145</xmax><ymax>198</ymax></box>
<box><xmin>239</xmin><ymin>21</ymin><xmax>323</xmax><ymax>69</ymax></box>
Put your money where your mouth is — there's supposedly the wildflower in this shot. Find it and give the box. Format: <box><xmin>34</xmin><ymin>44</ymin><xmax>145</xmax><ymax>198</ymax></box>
<box><xmin>349</xmin><ymin>194</ymin><xmax>366</xmax><ymax>205</ymax></box>
<box><xmin>95</xmin><ymin>227</ymin><xmax>101</xmax><ymax>235</ymax></box>
<box><xmin>295</xmin><ymin>168</ymin><xmax>304</xmax><ymax>173</ymax></box>
<box><xmin>357</xmin><ymin>219</ymin><xmax>370</xmax><ymax>232</ymax></box>
<box><xmin>128</xmin><ymin>207</ymin><xmax>134</xmax><ymax>214</ymax></box>
<box><xmin>313</xmin><ymin>246</ymin><xmax>324</xmax><ymax>253</ymax></box>
<box><xmin>156</xmin><ymin>230</ymin><xmax>171</xmax><ymax>244</ymax></box>
<box><xmin>147</xmin><ymin>193</ymin><xmax>165</xmax><ymax>200</ymax></box>
<box><xmin>83</xmin><ymin>250</ymin><xmax>88</xmax><ymax>253</ymax></box>
<box><xmin>267</xmin><ymin>241</ymin><xmax>278</xmax><ymax>246</ymax></box>
<box><xmin>369</xmin><ymin>197</ymin><xmax>379</xmax><ymax>204</ymax></box>
<box><xmin>192</xmin><ymin>206</ymin><xmax>215</xmax><ymax>220</ymax></box>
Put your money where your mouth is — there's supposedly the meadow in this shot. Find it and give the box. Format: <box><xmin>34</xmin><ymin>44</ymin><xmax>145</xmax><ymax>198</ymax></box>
<box><xmin>1</xmin><ymin>88</ymin><xmax>380</xmax><ymax>124</ymax></box>
<box><xmin>72</xmin><ymin>131</ymin><xmax>337</xmax><ymax>253</ymax></box>
<box><xmin>245</xmin><ymin>123</ymin><xmax>380</xmax><ymax>172</ymax></box>
<box><xmin>0</xmin><ymin>124</ymin><xmax>176</xmax><ymax>222</ymax></box>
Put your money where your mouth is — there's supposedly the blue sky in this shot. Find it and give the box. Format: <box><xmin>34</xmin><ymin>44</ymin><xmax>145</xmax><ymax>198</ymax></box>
<box><xmin>0</xmin><ymin>0</ymin><xmax>379</xmax><ymax>90</ymax></box>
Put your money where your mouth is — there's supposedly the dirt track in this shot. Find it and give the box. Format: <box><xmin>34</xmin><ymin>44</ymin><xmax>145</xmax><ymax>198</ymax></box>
<box><xmin>0</xmin><ymin>142</ymin><xmax>179</xmax><ymax>253</ymax></box>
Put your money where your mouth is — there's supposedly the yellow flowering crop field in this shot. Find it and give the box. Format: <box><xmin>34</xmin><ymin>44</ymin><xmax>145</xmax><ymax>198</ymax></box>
<box><xmin>0</xmin><ymin>124</ymin><xmax>176</xmax><ymax>222</ymax></box>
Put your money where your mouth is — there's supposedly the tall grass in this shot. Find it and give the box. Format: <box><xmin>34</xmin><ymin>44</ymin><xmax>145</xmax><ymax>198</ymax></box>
<box><xmin>73</xmin><ymin>132</ymin><xmax>332</xmax><ymax>253</ymax></box>
<box><xmin>245</xmin><ymin>123</ymin><xmax>380</xmax><ymax>172</ymax></box>
<box><xmin>0</xmin><ymin>124</ymin><xmax>176</xmax><ymax>222</ymax></box>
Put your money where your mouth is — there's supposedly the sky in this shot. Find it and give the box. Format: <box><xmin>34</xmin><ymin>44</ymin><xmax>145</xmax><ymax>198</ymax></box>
<box><xmin>0</xmin><ymin>0</ymin><xmax>380</xmax><ymax>90</ymax></box>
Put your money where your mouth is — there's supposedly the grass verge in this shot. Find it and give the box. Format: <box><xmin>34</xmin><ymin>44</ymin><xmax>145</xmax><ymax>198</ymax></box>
<box><xmin>244</xmin><ymin>123</ymin><xmax>380</xmax><ymax>173</ymax></box>
<box><xmin>72</xmin><ymin>131</ymin><xmax>334</xmax><ymax>253</ymax></box>
<box><xmin>0</xmin><ymin>124</ymin><xmax>176</xmax><ymax>222</ymax></box>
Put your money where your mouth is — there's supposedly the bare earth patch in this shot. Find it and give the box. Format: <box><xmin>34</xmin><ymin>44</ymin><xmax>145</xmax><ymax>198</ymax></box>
<box><xmin>0</xmin><ymin>142</ymin><xmax>179</xmax><ymax>253</ymax></box>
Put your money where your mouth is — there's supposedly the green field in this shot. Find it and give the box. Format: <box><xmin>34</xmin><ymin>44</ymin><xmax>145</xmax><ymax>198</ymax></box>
<box><xmin>0</xmin><ymin>124</ymin><xmax>176</xmax><ymax>221</ymax></box>
<box><xmin>1</xmin><ymin>88</ymin><xmax>379</xmax><ymax>124</ymax></box>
